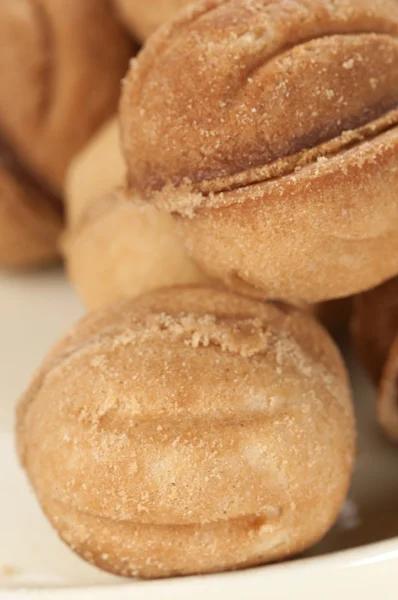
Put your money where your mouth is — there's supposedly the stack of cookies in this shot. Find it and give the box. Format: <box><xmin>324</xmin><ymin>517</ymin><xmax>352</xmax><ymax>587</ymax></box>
<box><xmin>5</xmin><ymin>0</ymin><xmax>398</xmax><ymax>580</ymax></box>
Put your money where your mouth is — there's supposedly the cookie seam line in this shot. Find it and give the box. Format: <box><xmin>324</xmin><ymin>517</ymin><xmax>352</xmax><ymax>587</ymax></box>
<box><xmin>152</xmin><ymin>108</ymin><xmax>398</xmax><ymax>216</ymax></box>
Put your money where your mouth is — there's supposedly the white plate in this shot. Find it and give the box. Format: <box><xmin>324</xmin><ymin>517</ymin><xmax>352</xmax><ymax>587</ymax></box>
<box><xmin>1</xmin><ymin>270</ymin><xmax>397</xmax><ymax>599</ymax></box>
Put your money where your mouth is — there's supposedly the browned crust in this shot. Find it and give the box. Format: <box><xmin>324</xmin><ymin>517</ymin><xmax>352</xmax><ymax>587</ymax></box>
<box><xmin>119</xmin><ymin>0</ymin><xmax>398</xmax><ymax>301</ymax></box>
<box><xmin>379</xmin><ymin>335</ymin><xmax>398</xmax><ymax>442</ymax></box>
<box><xmin>0</xmin><ymin>128</ymin><xmax>63</xmax><ymax>219</ymax></box>
<box><xmin>121</xmin><ymin>0</ymin><xmax>398</xmax><ymax>196</ymax></box>
<box><xmin>17</xmin><ymin>286</ymin><xmax>354</xmax><ymax>578</ymax></box>
<box><xmin>29</xmin><ymin>0</ymin><xmax>54</xmax><ymax>121</ymax></box>
<box><xmin>0</xmin><ymin>0</ymin><xmax>133</xmax><ymax>189</ymax></box>
<box><xmin>113</xmin><ymin>0</ymin><xmax>192</xmax><ymax>40</ymax></box>
<box><xmin>170</xmin><ymin>125</ymin><xmax>398</xmax><ymax>302</ymax></box>
<box><xmin>0</xmin><ymin>0</ymin><xmax>132</xmax><ymax>267</ymax></box>
<box><xmin>152</xmin><ymin>111</ymin><xmax>398</xmax><ymax>215</ymax></box>
<box><xmin>351</xmin><ymin>277</ymin><xmax>398</xmax><ymax>385</ymax></box>
<box><xmin>0</xmin><ymin>164</ymin><xmax>62</xmax><ymax>268</ymax></box>
<box><xmin>192</xmin><ymin>108</ymin><xmax>398</xmax><ymax>197</ymax></box>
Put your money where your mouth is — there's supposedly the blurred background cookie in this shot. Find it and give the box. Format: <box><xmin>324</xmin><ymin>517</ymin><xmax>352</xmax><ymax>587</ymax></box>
<box><xmin>66</xmin><ymin>119</ymin><xmax>126</xmax><ymax>228</ymax></box>
<box><xmin>351</xmin><ymin>277</ymin><xmax>398</xmax><ymax>385</ymax></box>
<box><xmin>378</xmin><ymin>335</ymin><xmax>398</xmax><ymax>443</ymax></box>
<box><xmin>0</xmin><ymin>0</ymin><xmax>132</xmax><ymax>268</ymax></box>
<box><xmin>64</xmin><ymin>117</ymin><xmax>207</xmax><ymax>309</ymax></box>
<box><xmin>351</xmin><ymin>276</ymin><xmax>398</xmax><ymax>441</ymax></box>
<box><xmin>64</xmin><ymin>190</ymin><xmax>208</xmax><ymax>309</ymax></box>
<box><xmin>113</xmin><ymin>0</ymin><xmax>192</xmax><ymax>41</ymax></box>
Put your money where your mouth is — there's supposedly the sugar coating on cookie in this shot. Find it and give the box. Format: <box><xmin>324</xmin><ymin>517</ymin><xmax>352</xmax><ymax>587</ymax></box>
<box><xmin>120</xmin><ymin>0</ymin><xmax>398</xmax><ymax>302</ymax></box>
<box><xmin>17</xmin><ymin>287</ymin><xmax>355</xmax><ymax>578</ymax></box>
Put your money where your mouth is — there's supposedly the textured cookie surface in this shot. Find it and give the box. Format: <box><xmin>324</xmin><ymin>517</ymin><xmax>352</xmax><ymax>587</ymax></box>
<box><xmin>18</xmin><ymin>287</ymin><xmax>355</xmax><ymax>578</ymax></box>
<box><xmin>120</xmin><ymin>0</ymin><xmax>398</xmax><ymax>302</ymax></box>
<box><xmin>64</xmin><ymin>119</ymin><xmax>207</xmax><ymax>310</ymax></box>
<box><xmin>0</xmin><ymin>0</ymin><xmax>131</xmax><ymax>267</ymax></box>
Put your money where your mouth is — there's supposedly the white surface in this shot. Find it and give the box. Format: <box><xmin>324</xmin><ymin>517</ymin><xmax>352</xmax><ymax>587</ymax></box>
<box><xmin>0</xmin><ymin>270</ymin><xmax>397</xmax><ymax>599</ymax></box>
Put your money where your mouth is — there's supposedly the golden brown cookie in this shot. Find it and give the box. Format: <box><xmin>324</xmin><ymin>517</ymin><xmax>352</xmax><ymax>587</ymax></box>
<box><xmin>120</xmin><ymin>0</ymin><xmax>398</xmax><ymax>303</ymax></box>
<box><xmin>378</xmin><ymin>335</ymin><xmax>398</xmax><ymax>443</ymax></box>
<box><xmin>17</xmin><ymin>286</ymin><xmax>355</xmax><ymax>578</ymax></box>
<box><xmin>113</xmin><ymin>0</ymin><xmax>192</xmax><ymax>40</ymax></box>
<box><xmin>351</xmin><ymin>277</ymin><xmax>398</xmax><ymax>441</ymax></box>
<box><xmin>64</xmin><ymin>119</ymin><xmax>207</xmax><ymax>309</ymax></box>
<box><xmin>351</xmin><ymin>277</ymin><xmax>398</xmax><ymax>385</ymax></box>
<box><xmin>64</xmin><ymin>190</ymin><xmax>208</xmax><ymax>309</ymax></box>
<box><xmin>0</xmin><ymin>0</ymin><xmax>132</xmax><ymax>268</ymax></box>
<box><xmin>66</xmin><ymin>119</ymin><xmax>126</xmax><ymax>228</ymax></box>
<box><xmin>0</xmin><ymin>161</ymin><xmax>61</xmax><ymax>268</ymax></box>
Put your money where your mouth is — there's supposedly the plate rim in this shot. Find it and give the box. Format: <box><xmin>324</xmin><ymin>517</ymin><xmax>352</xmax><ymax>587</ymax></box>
<box><xmin>4</xmin><ymin>535</ymin><xmax>398</xmax><ymax>596</ymax></box>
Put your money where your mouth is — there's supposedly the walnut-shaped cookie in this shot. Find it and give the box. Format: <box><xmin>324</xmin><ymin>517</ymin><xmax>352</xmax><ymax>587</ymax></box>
<box><xmin>64</xmin><ymin>190</ymin><xmax>208</xmax><ymax>309</ymax></box>
<box><xmin>121</xmin><ymin>0</ymin><xmax>398</xmax><ymax>302</ymax></box>
<box><xmin>17</xmin><ymin>286</ymin><xmax>355</xmax><ymax>578</ymax></box>
<box><xmin>351</xmin><ymin>277</ymin><xmax>398</xmax><ymax>441</ymax></box>
<box><xmin>64</xmin><ymin>119</ymin><xmax>207</xmax><ymax>309</ymax></box>
<box><xmin>113</xmin><ymin>0</ymin><xmax>192</xmax><ymax>40</ymax></box>
<box><xmin>0</xmin><ymin>0</ymin><xmax>131</xmax><ymax>267</ymax></box>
